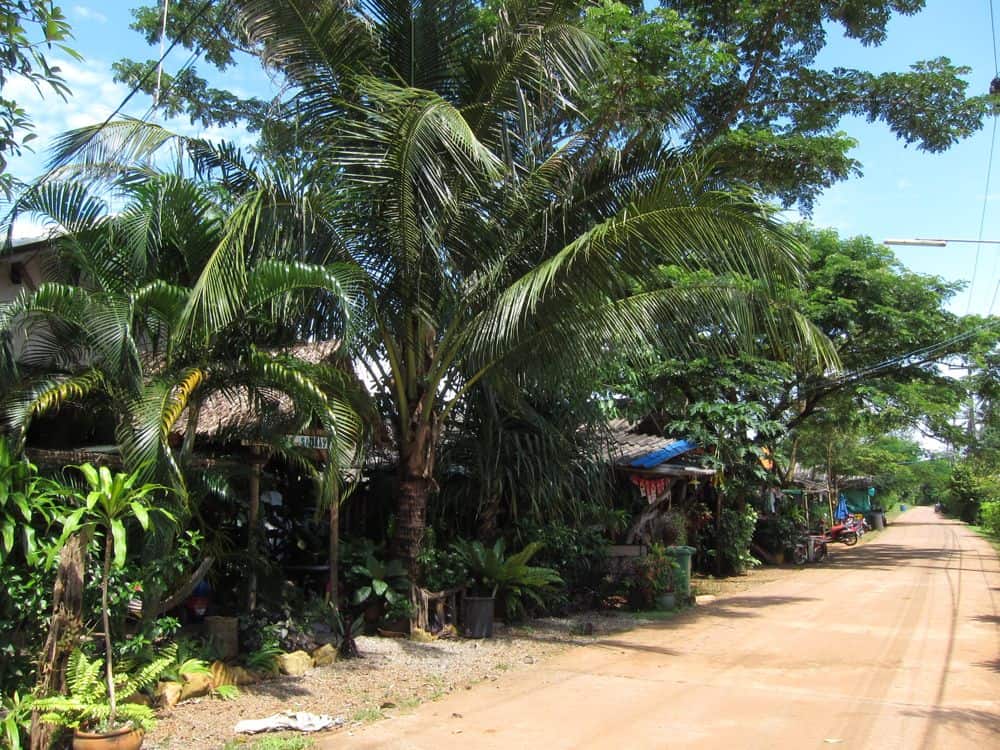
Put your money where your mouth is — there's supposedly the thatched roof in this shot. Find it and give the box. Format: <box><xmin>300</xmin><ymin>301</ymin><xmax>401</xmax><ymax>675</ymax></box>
<box><xmin>175</xmin><ymin>340</ymin><xmax>343</xmax><ymax>441</ymax></box>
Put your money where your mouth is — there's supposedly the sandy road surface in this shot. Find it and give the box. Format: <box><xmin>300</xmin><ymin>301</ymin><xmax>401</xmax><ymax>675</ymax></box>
<box><xmin>321</xmin><ymin>507</ymin><xmax>999</xmax><ymax>750</ymax></box>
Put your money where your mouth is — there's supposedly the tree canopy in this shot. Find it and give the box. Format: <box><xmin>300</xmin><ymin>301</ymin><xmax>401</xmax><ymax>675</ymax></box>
<box><xmin>115</xmin><ymin>1</ymin><xmax>997</xmax><ymax>209</ymax></box>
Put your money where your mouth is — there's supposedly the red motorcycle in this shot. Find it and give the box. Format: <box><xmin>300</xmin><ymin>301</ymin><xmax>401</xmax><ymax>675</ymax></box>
<box><xmin>827</xmin><ymin>516</ymin><xmax>865</xmax><ymax>546</ymax></box>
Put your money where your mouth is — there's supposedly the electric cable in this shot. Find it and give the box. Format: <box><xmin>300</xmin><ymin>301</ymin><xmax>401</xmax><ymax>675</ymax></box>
<box><xmin>979</xmin><ymin>0</ymin><xmax>1000</xmax><ymax>314</ymax></box>
<box><xmin>967</xmin><ymin>105</ymin><xmax>997</xmax><ymax>314</ymax></box>
<box><xmin>830</xmin><ymin>318</ymin><xmax>1000</xmax><ymax>386</ymax></box>
<box><xmin>26</xmin><ymin>0</ymin><xmax>218</xmax><ymax>195</ymax></box>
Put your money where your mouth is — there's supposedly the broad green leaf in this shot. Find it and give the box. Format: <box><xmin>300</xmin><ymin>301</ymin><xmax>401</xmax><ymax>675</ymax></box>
<box><xmin>130</xmin><ymin>501</ymin><xmax>149</xmax><ymax>530</ymax></box>
<box><xmin>110</xmin><ymin>519</ymin><xmax>127</xmax><ymax>568</ymax></box>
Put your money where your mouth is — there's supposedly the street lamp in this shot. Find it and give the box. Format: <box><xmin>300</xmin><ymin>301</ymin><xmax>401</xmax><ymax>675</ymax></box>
<box><xmin>884</xmin><ymin>237</ymin><xmax>1000</xmax><ymax>247</ymax></box>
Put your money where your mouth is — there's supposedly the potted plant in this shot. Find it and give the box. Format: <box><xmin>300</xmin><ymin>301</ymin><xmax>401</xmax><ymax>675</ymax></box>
<box><xmin>629</xmin><ymin>544</ymin><xmax>679</xmax><ymax>611</ymax></box>
<box><xmin>452</xmin><ymin>540</ymin><xmax>562</xmax><ymax>638</ymax></box>
<box><xmin>40</xmin><ymin>465</ymin><xmax>172</xmax><ymax>748</ymax></box>
<box><xmin>34</xmin><ymin>649</ymin><xmax>175</xmax><ymax>749</ymax></box>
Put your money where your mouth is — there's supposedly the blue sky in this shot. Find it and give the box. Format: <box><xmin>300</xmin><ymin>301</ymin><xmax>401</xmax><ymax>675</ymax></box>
<box><xmin>6</xmin><ymin>1</ymin><xmax>1000</xmax><ymax>317</ymax></box>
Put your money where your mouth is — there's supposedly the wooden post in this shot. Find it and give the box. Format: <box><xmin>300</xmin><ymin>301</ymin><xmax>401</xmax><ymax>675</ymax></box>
<box><xmin>248</xmin><ymin>446</ymin><xmax>262</xmax><ymax>612</ymax></box>
<box><xmin>328</xmin><ymin>498</ymin><xmax>339</xmax><ymax>605</ymax></box>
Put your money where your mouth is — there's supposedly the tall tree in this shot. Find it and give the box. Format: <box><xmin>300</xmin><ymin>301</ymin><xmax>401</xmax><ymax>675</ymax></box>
<box><xmin>116</xmin><ymin>1</ymin><xmax>996</xmax><ymax>210</ymax></box>
<box><xmin>115</xmin><ymin>0</ymin><xmax>830</xmax><ymax>569</ymax></box>
<box><xmin>617</xmin><ymin>226</ymin><xmax>981</xmax><ymax>482</ymax></box>
<box><xmin>0</xmin><ymin>1</ymin><xmax>79</xmax><ymax>195</ymax></box>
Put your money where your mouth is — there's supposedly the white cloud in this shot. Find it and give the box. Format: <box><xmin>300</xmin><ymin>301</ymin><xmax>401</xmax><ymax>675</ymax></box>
<box><xmin>3</xmin><ymin>52</ymin><xmax>261</xmax><ymax>183</ymax></box>
<box><xmin>73</xmin><ymin>6</ymin><xmax>108</xmax><ymax>24</ymax></box>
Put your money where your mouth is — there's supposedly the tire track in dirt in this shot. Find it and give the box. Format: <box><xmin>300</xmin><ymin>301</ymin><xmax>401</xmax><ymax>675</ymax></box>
<box><xmin>821</xmin><ymin>515</ymin><xmax>939</xmax><ymax>747</ymax></box>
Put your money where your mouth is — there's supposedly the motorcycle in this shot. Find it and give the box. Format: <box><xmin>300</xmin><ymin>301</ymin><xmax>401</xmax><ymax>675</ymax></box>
<box><xmin>792</xmin><ymin>534</ymin><xmax>828</xmax><ymax>564</ymax></box>
<box><xmin>827</xmin><ymin>515</ymin><xmax>867</xmax><ymax>546</ymax></box>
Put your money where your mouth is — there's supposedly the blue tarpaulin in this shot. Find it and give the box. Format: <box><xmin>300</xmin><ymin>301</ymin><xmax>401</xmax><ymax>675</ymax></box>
<box><xmin>627</xmin><ymin>439</ymin><xmax>698</xmax><ymax>469</ymax></box>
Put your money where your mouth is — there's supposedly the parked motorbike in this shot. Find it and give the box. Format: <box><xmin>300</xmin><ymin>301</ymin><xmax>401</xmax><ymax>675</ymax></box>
<box><xmin>792</xmin><ymin>534</ymin><xmax>828</xmax><ymax>564</ymax></box>
<box><xmin>827</xmin><ymin>515</ymin><xmax>867</xmax><ymax>546</ymax></box>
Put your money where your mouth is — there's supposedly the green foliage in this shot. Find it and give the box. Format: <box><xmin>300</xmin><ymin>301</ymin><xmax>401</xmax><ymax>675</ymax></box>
<box><xmin>244</xmin><ymin>642</ymin><xmax>283</xmax><ymax>676</ymax></box>
<box><xmin>948</xmin><ymin>458</ymin><xmax>1000</xmax><ymax>523</ymax></box>
<box><xmin>34</xmin><ymin>647</ymin><xmax>175</xmax><ymax>732</ymax></box>
<box><xmin>55</xmin><ymin>464</ymin><xmax>174</xmax><ymax>727</ymax></box>
<box><xmin>753</xmin><ymin>514</ymin><xmax>799</xmax><ymax>557</ymax></box>
<box><xmin>624</xmin><ymin>543</ymin><xmax>680</xmax><ymax>610</ymax></box>
<box><xmin>212</xmin><ymin>684</ymin><xmax>241</xmax><ymax>701</ymax></box>
<box><xmin>223</xmin><ymin>738</ymin><xmax>314</xmax><ymax>750</ymax></box>
<box><xmin>349</xmin><ymin>554</ymin><xmax>410</xmax><ymax>608</ymax></box>
<box><xmin>0</xmin><ymin>691</ymin><xmax>33</xmax><ymax>750</ymax></box>
<box><xmin>416</xmin><ymin>533</ymin><xmax>469</xmax><ymax>593</ymax></box>
<box><xmin>0</xmin><ymin>439</ymin><xmax>59</xmax><ymax>566</ymax></box>
<box><xmin>0</xmin><ymin>440</ymin><xmax>72</xmax><ymax>695</ymax></box>
<box><xmin>452</xmin><ymin>539</ymin><xmax>562</xmax><ymax>619</ymax></box>
<box><xmin>512</xmin><ymin>521</ymin><xmax>610</xmax><ymax>612</ymax></box>
<box><xmin>714</xmin><ymin>506</ymin><xmax>760</xmax><ymax>576</ymax></box>
<box><xmin>0</xmin><ymin>0</ymin><xmax>80</xmax><ymax>193</ymax></box>
<box><xmin>979</xmin><ymin>500</ymin><xmax>1000</xmax><ymax>538</ymax></box>
<box><xmin>81</xmin><ymin>0</ymin><xmax>837</xmax><ymax>573</ymax></box>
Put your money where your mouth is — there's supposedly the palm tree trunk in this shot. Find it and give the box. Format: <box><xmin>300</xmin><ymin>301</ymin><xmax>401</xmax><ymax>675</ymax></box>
<box><xmin>328</xmin><ymin>500</ymin><xmax>339</xmax><ymax>604</ymax></box>
<box><xmin>102</xmin><ymin>535</ymin><xmax>117</xmax><ymax>726</ymax></box>
<box><xmin>477</xmin><ymin>491</ymin><xmax>501</xmax><ymax>542</ymax></box>
<box><xmin>391</xmin><ymin>420</ymin><xmax>435</xmax><ymax>572</ymax></box>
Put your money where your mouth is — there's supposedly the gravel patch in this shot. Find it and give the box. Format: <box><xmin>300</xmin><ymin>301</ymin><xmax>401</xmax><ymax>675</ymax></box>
<box><xmin>146</xmin><ymin>613</ymin><xmax>646</xmax><ymax>750</ymax></box>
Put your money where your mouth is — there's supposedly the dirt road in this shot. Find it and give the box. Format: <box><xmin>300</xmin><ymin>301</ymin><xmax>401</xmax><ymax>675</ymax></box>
<box><xmin>322</xmin><ymin>507</ymin><xmax>999</xmax><ymax>749</ymax></box>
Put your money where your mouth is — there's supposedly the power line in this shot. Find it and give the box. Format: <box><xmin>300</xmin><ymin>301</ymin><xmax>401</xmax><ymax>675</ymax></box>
<box><xmin>990</xmin><ymin>0</ymin><xmax>999</xmax><ymax>73</ymax></box>
<box><xmin>972</xmin><ymin>0</ymin><xmax>1000</xmax><ymax>314</ymax></box>
<box><xmin>967</xmin><ymin>110</ymin><xmax>997</xmax><ymax>314</ymax></box>
<box><xmin>831</xmin><ymin>318</ymin><xmax>1000</xmax><ymax>386</ymax></box>
<box><xmin>28</xmin><ymin>0</ymin><xmax>218</xmax><ymax>193</ymax></box>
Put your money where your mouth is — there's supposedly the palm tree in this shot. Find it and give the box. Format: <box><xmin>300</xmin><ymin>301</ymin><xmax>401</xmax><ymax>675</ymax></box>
<box><xmin>41</xmin><ymin>1</ymin><xmax>837</xmax><ymax>571</ymax></box>
<box><xmin>2</xmin><ymin>157</ymin><xmax>366</xmax><ymax>482</ymax></box>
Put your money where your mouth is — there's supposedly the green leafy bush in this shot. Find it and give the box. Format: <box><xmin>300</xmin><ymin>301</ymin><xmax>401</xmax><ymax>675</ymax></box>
<box><xmin>514</xmin><ymin>522</ymin><xmax>609</xmax><ymax>613</ymax></box>
<box><xmin>416</xmin><ymin>532</ymin><xmax>469</xmax><ymax>592</ymax></box>
<box><xmin>979</xmin><ymin>500</ymin><xmax>1000</xmax><ymax>537</ymax></box>
<box><xmin>34</xmin><ymin>647</ymin><xmax>175</xmax><ymax>732</ymax></box>
<box><xmin>715</xmin><ymin>505</ymin><xmax>760</xmax><ymax>575</ymax></box>
<box><xmin>623</xmin><ymin>544</ymin><xmax>679</xmax><ymax>610</ymax></box>
<box><xmin>451</xmin><ymin>539</ymin><xmax>562</xmax><ymax>620</ymax></box>
<box><xmin>349</xmin><ymin>553</ymin><xmax>410</xmax><ymax>609</ymax></box>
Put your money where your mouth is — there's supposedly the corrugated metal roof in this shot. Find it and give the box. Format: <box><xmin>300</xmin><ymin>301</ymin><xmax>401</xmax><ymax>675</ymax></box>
<box><xmin>628</xmin><ymin>439</ymin><xmax>698</xmax><ymax>468</ymax></box>
<box><xmin>607</xmin><ymin>418</ymin><xmax>703</xmax><ymax>470</ymax></box>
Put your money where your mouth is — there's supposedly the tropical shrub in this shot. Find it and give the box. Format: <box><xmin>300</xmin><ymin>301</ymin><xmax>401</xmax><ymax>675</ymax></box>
<box><xmin>514</xmin><ymin>522</ymin><xmax>609</xmax><ymax>613</ymax></box>
<box><xmin>451</xmin><ymin>539</ymin><xmax>562</xmax><ymax>620</ymax></box>
<box><xmin>980</xmin><ymin>500</ymin><xmax>1000</xmax><ymax>537</ymax></box>
<box><xmin>714</xmin><ymin>505</ymin><xmax>761</xmax><ymax>575</ymax></box>
<box><xmin>623</xmin><ymin>544</ymin><xmax>679</xmax><ymax>610</ymax></box>
<box><xmin>58</xmin><ymin>464</ymin><xmax>173</xmax><ymax>729</ymax></box>
<box><xmin>0</xmin><ymin>441</ymin><xmax>70</xmax><ymax>695</ymax></box>
<box><xmin>348</xmin><ymin>553</ymin><xmax>410</xmax><ymax>610</ymax></box>
<box><xmin>34</xmin><ymin>647</ymin><xmax>175</xmax><ymax>733</ymax></box>
<box><xmin>416</xmin><ymin>533</ymin><xmax>469</xmax><ymax>593</ymax></box>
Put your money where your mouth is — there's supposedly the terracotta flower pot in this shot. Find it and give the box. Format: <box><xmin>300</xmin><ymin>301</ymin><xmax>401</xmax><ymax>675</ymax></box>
<box><xmin>73</xmin><ymin>726</ymin><xmax>144</xmax><ymax>750</ymax></box>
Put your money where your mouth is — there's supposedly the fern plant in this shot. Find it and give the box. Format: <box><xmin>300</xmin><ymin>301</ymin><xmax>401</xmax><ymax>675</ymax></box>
<box><xmin>452</xmin><ymin>540</ymin><xmax>562</xmax><ymax>618</ymax></box>
<box><xmin>34</xmin><ymin>647</ymin><xmax>175</xmax><ymax>733</ymax></box>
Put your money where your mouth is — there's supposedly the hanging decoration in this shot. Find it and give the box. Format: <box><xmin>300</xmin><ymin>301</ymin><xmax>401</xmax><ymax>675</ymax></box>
<box><xmin>629</xmin><ymin>474</ymin><xmax>671</xmax><ymax>503</ymax></box>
